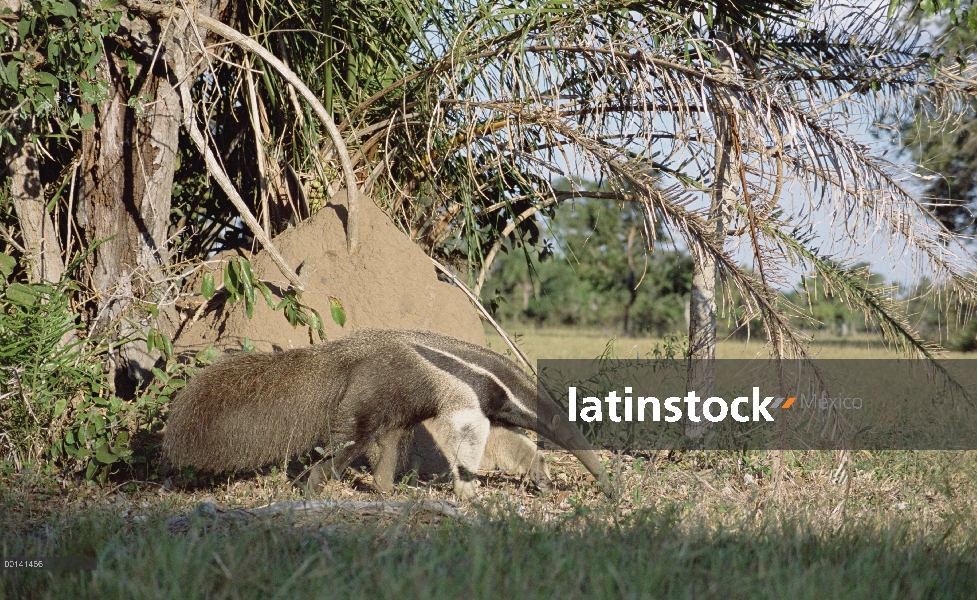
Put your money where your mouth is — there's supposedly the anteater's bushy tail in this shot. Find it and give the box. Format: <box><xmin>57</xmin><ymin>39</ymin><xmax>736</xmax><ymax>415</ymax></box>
<box><xmin>163</xmin><ymin>345</ymin><xmax>348</xmax><ymax>472</ymax></box>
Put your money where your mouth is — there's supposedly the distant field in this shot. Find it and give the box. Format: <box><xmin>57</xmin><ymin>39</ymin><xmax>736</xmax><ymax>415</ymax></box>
<box><xmin>484</xmin><ymin>324</ymin><xmax>977</xmax><ymax>360</ymax></box>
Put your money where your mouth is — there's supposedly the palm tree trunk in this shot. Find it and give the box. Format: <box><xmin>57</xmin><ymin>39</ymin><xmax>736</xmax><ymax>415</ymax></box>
<box><xmin>686</xmin><ymin>34</ymin><xmax>738</xmax><ymax>438</ymax></box>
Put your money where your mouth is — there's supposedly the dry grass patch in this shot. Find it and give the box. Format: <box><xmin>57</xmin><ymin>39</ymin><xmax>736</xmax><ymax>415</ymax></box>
<box><xmin>484</xmin><ymin>325</ymin><xmax>977</xmax><ymax>360</ymax></box>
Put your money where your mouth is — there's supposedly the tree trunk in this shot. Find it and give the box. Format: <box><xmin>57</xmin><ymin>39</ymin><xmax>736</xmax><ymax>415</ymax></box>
<box><xmin>73</xmin><ymin>0</ymin><xmax>232</xmax><ymax>394</ymax></box>
<box><xmin>686</xmin><ymin>35</ymin><xmax>738</xmax><ymax>439</ymax></box>
<box><xmin>5</xmin><ymin>129</ymin><xmax>66</xmax><ymax>284</ymax></box>
<box><xmin>623</xmin><ymin>274</ymin><xmax>637</xmax><ymax>336</ymax></box>
<box><xmin>685</xmin><ymin>123</ymin><xmax>736</xmax><ymax>438</ymax></box>
<box><xmin>623</xmin><ymin>225</ymin><xmax>638</xmax><ymax>336</ymax></box>
<box><xmin>75</xmin><ymin>32</ymin><xmax>181</xmax><ymax>392</ymax></box>
<box><xmin>0</xmin><ymin>0</ymin><xmax>66</xmax><ymax>285</ymax></box>
<box><xmin>76</xmin><ymin>59</ymin><xmax>180</xmax><ymax>319</ymax></box>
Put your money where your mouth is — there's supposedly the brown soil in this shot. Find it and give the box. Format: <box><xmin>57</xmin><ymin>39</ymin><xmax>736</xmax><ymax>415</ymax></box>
<box><xmin>174</xmin><ymin>190</ymin><xmax>485</xmax><ymax>354</ymax></box>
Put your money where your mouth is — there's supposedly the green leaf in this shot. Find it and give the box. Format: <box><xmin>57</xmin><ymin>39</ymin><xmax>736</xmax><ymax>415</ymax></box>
<box><xmin>242</xmin><ymin>270</ymin><xmax>256</xmax><ymax>307</ymax></box>
<box><xmin>53</xmin><ymin>398</ymin><xmax>67</xmax><ymax>417</ymax></box>
<box><xmin>162</xmin><ymin>335</ymin><xmax>173</xmax><ymax>358</ymax></box>
<box><xmin>37</xmin><ymin>85</ymin><xmax>56</xmax><ymax>104</ymax></box>
<box><xmin>50</xmin><ymin>2</ymin><xmax>78</xmax><ymax>19</ymax></box>
<box><xmin>98</xmin><ymin>0</ymin><xmax>120</xmax><ymax>8</ymax></box>
<box><xmin>329</xmin><ymin>296</ymin><xmax>346</xmax><ymax>327</ymax></box>
<box><xmin>195</xmin><ymin>345</ymin><xmax>219</xmax><ymax>364</ymax></box>
<box><xmin>224</xmin><ymin>261</ymin><xmax>240</xmax><ymax>299</ymax></box>
<box><xmin>239</xmin><ymin>257</ymin><xmax>256</xmax><ymax>286</ymax></box>
<box><xmin>95</xmin><ymin>443</ymin><xmax>118</xmax><ymax>464</ymax></box>
<box><xmin>201</xmin><ymin>272</ymin><xmax>215</xmax><ymax>299</ymax></box>
<box><xmin>256</xmin><ymin>281</ymin><xmax>276</xmax><ymax>308</ymax></box>
<box><xmin>146</xmin><ymin>329</ymin><xmax>156</xmax><ymax>353</ymax></box>
<box><xmin>242</xmin><ymin>338</ymin><xmax>255</xmax><ymax>352</ymax></box>
<box><xmin>0</xmin><ymin>252</ymin><xmax>16</xmax><ymax>277</ymax></box>
<box><xmin>6</xmin><ymin>283</ymin><xmax>37</xmax><ymax>306</ymax></box>
<box><xmin>85</xmin><ymin>460</ymin><xmax>98</xmax><ymax>479</ymax></box>
<box><xmin>309</xmin><ymin>309</ymin><xmax>327</xmax><ymax>342</ymax></box>
<box><xmin>37</xmin><ymin>71</ymin><xmax>59</xmax><ymax>87</ymax></box>
<box><xmin>5</xmin><ymin>61</ymin><xmax>18</xmax><ymax>89</ymax></box>
<box><xmin>78</xmin><ymin>112</ymin><xmax>95</xmax><ymax>130</ymax></box>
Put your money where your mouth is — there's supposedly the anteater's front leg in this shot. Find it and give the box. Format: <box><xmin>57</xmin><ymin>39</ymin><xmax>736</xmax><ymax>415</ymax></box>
<box><xmin>428</xmin><ymin>408</ymin><xmax>491</xmax><ymax>500</ymax></box>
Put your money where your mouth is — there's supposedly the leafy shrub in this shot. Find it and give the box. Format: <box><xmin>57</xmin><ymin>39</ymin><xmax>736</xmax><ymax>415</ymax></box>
<box><xmin>0</xmin><ymin>253</ymin><xmax>171</xmax><ymax>482</ymax></box>
<box><xmin>0</xmin><ymin>252</ymin><xmax>345</xmax><ymax>483</ymax></box>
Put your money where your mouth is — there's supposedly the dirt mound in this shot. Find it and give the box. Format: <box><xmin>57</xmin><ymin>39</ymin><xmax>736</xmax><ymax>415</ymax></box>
<box><xmin>174</xmin><ymin>190</ymin><xmax>484</xmax><ymax>354</ymax></box>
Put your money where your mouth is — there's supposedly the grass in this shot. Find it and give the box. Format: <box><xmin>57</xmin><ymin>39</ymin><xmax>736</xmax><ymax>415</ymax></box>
<box><xmin>3</xmin><ymin>499</ymin><xmax>976</xmax><ymax>599</ymax></box>
<box><xmin>3</xmin><ymin>325</ymin><xmax>977</xmax><ymax>598</ymax></box>
<box><xmin>482</xmin><ymin>324</ymin><xmax>977</xmax><ymax>360</ymax></box>
<box><xmin>3</xmin><ymin>448</ymin><xmax>977</xmax><ymax>599</ymax></box>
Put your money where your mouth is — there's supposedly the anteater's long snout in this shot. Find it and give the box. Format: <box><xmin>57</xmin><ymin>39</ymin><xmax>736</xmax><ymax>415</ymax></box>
<box><xmin>536</xmin><ymin>394</ymin><xmax>612</xmax><ymax>495</ymax></box>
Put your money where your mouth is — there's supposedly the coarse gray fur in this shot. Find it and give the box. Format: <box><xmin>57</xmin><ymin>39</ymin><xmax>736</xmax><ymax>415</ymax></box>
<box><xmin>163</xmin><ymin>328</ymin><xmax>607</xmax><ymax>499</ymax></box>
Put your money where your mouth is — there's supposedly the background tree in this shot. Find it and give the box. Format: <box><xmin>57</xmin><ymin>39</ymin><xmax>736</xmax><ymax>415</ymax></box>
<box><xmin>894</xmin><ymin>1</ymin><xmax>977</xmax><ymax>353</ymax></box>
<box><xmin>898</xmin><ymin>0</ymin><xmax>977</xmax><ymax>238</ymax></box>
<box><xmin>482</xmin><ymin>185</ymin><xmax>693</xmax><ymax>336</ymax></box>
